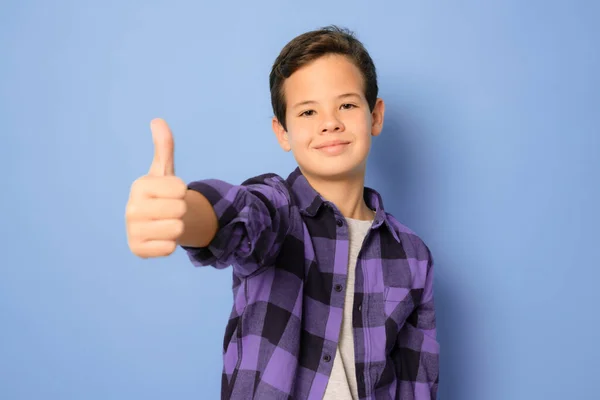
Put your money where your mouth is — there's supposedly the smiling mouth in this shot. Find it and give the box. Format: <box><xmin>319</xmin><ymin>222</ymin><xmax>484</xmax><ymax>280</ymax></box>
<box><xmin>315</xmin><ymin>141</ymin><xmax>351</xmax><ymax>149</ymax></box>
<box><xmin>314</xmin><ymin>141</ymin><xmax>351</xmax><ymax>156</ymax></box>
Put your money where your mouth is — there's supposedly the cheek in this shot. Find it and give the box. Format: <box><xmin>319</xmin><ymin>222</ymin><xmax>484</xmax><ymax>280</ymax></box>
<box><xmin>352</xmin><ymin>110</ymin><xmax>372</xmax><ymax>128</ymax></box>
<box><xmin>287</xmin><ymin>126</ymin><xmax>313</xmax><ymax>147</ymax></box>
<box><xmin>291</xmin><ymin>136</ymin><xmax>311</xmax><ymax>151</ymax></box>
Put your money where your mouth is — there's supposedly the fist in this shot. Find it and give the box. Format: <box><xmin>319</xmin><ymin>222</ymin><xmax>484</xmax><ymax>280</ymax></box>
<box><xmin>125</xmin><ymin>118</ymin><xmax>188</xmax><ymax>258</ymax></box>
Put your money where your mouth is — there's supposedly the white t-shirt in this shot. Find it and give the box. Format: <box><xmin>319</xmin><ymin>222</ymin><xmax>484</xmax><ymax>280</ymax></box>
<box><xmin>323</xmin><ymin>217</ymin><xmax>373</xmax><ymax>400</ymax></box>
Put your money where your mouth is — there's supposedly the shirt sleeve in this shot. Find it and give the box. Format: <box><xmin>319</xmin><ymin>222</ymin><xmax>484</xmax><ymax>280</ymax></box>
<box><xmin>180</xmin><ymin>173</ymin><xmax>292</xmax><ymax>278</ymax></box>
<box><xmin>397</xmin><ymin>248</ymin><xmax>440</xmax><ymax>399</ymax></box>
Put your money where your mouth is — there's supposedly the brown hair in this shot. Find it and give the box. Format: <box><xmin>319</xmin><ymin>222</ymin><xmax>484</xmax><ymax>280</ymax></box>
<box><xmin>269</xmin><ymin>25</ymin><xmax>378</xmax><ymax>131</ymax></box>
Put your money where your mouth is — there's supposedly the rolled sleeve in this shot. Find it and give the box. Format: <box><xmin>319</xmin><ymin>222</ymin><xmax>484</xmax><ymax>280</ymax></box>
<box><xmin>181</xmin><ymin>174</ymin><xmax>292</xmax><ymax>278</ymax></box>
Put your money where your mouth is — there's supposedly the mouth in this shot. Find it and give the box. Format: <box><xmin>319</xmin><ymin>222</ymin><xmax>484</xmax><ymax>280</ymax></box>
<box><xmin>314</xmin><ymin>141</ymin><xmax>351</xmax><ymax>150</ymax></box>
<box><xmin>314</xmin><ymin>141</ymin><xmax>351</xmax><ymax>155</ymax></box>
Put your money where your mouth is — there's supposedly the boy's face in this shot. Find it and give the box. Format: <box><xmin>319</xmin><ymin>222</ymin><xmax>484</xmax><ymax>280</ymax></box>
<box><xmin>272</xmin><ymin>54</ymin><xmax>384</xmax><ymax>181</ymax></box>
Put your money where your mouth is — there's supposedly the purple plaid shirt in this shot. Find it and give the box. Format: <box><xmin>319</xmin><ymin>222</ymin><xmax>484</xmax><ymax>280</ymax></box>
<box><xmin>182</xmin><ymin>167</ymin><xmax>439</xmax><ymax>399</ymax></box>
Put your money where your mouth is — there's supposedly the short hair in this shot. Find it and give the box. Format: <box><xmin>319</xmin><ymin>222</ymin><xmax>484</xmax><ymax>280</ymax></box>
<box><xmin>269</xmin><ymin>25</ymin><xmax>378</xmax><ymax>131</ymax></box>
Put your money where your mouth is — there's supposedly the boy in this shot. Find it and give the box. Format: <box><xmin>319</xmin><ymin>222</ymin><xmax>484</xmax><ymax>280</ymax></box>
<box><xmin>125</xmin><ymin>25</ymin><xmax>439</xmax><ymax>400</ymax></box>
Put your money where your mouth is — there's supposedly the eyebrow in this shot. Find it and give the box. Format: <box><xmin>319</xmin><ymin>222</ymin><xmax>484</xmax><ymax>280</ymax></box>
<box><xmin>292</xmin><ymin>92</ymin><xmax>362</xmax><ymax>109</ymax></box>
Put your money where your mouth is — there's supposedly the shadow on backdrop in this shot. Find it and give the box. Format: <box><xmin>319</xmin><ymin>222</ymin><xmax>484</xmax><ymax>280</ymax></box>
<box><xmin>368</xmin><ymin>92</ymin><xmax>484</xmax><ymax>400</ymax></box>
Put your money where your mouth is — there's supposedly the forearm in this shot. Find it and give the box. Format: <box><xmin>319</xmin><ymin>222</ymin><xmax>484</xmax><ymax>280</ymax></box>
<box><xmin>177</xmin><ymin>189</ymin><xmax>218</xmax><ymax>248</ymax></box>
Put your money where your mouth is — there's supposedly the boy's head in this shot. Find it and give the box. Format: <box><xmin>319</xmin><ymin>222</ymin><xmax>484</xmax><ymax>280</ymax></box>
<box><xmin>270</xmin><ymin>25</ymin><xmax>385</xmax><ymax>181</ymax></box>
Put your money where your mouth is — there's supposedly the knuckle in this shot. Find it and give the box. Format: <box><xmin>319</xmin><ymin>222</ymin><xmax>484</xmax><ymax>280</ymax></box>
<box><xmin>129</xmin><ymin>243</ymin><xmax>144</xmax><ymax>257</ymax></box>
<box><xmin>130</xmin><ymin>177</ymin><xmax>144</xmax><ymax>192</ymax></box>
<box><xmin>131</xmin><ymin>176</ymin><xmax>152</xmax><ymax>197</ymax></box>
<box><xmin>128</xmin><ymin>223</ymin><xmax>143</xmax><ymax>239</ymax></box>
<box><xmin>125</xmin><ymin>202</ymin><xmax>138</xmax><ymax>218</ymax></box>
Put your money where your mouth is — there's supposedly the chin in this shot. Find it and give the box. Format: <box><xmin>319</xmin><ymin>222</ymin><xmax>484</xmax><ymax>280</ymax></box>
<box><xmin>302</xmin><ymin>159</ymin><xmax>365</xmax><ymax>181</ymax></box>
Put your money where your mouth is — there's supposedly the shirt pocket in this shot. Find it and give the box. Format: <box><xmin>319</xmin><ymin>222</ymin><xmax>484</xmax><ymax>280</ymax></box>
<box><xmin>383</xmin><ymin>286</ymin><xmax>413</xmax><ymax>324</ymax></box>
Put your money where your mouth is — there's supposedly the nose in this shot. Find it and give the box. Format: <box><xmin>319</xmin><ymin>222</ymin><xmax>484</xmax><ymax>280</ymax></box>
<box><xmin>320</xmin><ymin>113</ymin><xmax>345</xmax><ymax>134</ymax></box>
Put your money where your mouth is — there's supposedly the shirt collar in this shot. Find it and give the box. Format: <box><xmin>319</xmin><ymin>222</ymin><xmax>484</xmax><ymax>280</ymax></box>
<box><xmin>285</xmin><ymin>167</ymin><xmax>401</xmax><ymax>243</ymax></box>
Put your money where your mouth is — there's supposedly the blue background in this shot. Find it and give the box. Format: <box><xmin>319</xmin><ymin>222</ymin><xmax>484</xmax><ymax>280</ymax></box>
<box><xmin>2</xmin><ymin>1</ymin><xmax>598</xmax><ymax>399</ymax></box>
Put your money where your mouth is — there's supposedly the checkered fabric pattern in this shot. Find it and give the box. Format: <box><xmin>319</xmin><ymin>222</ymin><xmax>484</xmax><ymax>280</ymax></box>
<box><xmin>182</xmin><ymin>167</ymin><xmax>439</xmax><ymax>399</ymax></box>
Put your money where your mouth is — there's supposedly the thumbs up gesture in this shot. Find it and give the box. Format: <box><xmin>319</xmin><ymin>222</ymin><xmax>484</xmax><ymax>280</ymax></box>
<box><xmin>125</xmin><ymin>118</ymin><xmax>188</xmax><ymax>258</ymax></box>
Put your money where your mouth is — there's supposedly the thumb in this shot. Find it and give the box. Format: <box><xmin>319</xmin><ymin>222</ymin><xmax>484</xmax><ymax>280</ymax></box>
<box><xmin>149</xmin><ymin>118</ymin><xmax>175</xmax><ymax>176</ymax></box>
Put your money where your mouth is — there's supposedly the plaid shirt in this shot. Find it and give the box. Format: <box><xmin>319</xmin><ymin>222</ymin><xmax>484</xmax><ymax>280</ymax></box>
<box><xmin>182</xmin><ymin>167</ymin><xmax>439</xmax><ymax>399</ymax></box>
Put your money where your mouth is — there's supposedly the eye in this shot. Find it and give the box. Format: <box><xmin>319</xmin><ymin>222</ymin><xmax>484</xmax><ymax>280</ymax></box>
<box><xmin>299</xmin><ymin>110</ymin><xmax>315</xmax><ymax>117</ymax></box>
<box><xmin>341</xmin><ymin>103</ymin><xmax>357</xmax><ymax>110</ymax></box>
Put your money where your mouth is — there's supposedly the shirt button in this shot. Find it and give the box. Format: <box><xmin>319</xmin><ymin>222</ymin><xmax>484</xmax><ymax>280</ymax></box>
<box><xmin>336</xmin><ymin>219</ymin><xmax>344</xmax><ymax>227</ymax></box>
<box><xmin>358</xmin><ymin>305</ymin><xmax>362</xmax><ymax>311</ymax></box>
<box><xmin>323</xmin><ymin>354</ymin><xmax>331</xmax><ymax>362</ymax></box>
<box><xmin>334</xmin><ymin>284</ymin><xmax>343</xmax><ymax>292</ymax></box>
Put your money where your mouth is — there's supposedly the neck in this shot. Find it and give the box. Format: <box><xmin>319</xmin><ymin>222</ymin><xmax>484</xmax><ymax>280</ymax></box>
<box><xmin>301</xmin><ymin>167</ymin><xmax>375</xmax><ymax>221</ymax></box>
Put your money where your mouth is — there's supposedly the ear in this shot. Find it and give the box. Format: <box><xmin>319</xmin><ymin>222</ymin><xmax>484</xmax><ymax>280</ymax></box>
<box><xmin>272</xmin><ymin>117</ymin><xmax>292</xmax><ymax>152</ymax></box>
<box><xmin>370</xmin><ymin>98</ymin><xmax>385</xmax><ymax>137</ymax></box>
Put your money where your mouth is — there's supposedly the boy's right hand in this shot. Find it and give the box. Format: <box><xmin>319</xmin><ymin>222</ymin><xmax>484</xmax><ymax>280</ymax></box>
<box><xmin>125</xmin><ymin>118</ymin><xmax>188</xmax><ymax>258</ymax></box>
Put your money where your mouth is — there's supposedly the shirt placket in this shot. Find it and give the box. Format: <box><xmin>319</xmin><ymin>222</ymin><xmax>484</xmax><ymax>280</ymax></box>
<box><xmin>322</xmin><ymin>213</ymin><xmax>352</xmax><ymax>394</ymax></box>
